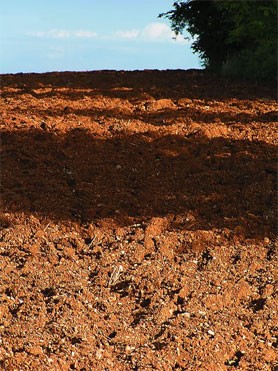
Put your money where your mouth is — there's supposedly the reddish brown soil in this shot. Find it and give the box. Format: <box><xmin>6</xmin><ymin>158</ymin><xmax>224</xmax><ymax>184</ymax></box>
<box><xmin>0</xmin><ymin>70</ymin><xmax>277</xmax><ymax>370</ymax></box>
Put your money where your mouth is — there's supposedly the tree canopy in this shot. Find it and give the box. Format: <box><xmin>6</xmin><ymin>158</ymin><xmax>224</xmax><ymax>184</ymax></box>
<box><xmin>160</xmin><ymin>1</ymin><xmax>277</xmax><ymax>81</ymax></box>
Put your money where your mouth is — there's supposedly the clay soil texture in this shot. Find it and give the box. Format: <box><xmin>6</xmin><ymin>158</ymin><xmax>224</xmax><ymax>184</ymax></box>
<box><xmin>0</xmin><ymin>70</ymin><xmax>277</xmax><ymax>370</ymax></box>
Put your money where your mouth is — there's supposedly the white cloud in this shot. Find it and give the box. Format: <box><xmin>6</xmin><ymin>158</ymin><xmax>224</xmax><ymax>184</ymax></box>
<box><xmin>141</xmin><ymin>23</ymin><xmax>188</xmax><ymax>44</ymax></box>
<box><xmin>29</xmin><ymin>29</ymin><xmax>71</xmax><ymax>39</ymax></box>
<box><xmin>74</xmin><ymin>30</ymin><xmax>98</xmax><ymax>38</ymax></box>
<box><xmin>175</xmin><ymin>34</ymin><xmax>189</xmax><ymax>44</ymax></box>
<box><xmin>28</xmin><ymin>29</ymin><xmax>98</xmax><ymax>39</ymax></box>
<box><xmin>142</xmin><ymin>23</ymin><xmax>172</xmax><ymax>41</ymax></box>
<box><xmin>115</xmin><ymin>23</ymin><xmax>189</xmax><ymax>44</ymax></box>
<box><xmin>115</xmin><ymin>30</ymin><xmax>140</xmax><ymax>40</ymax></box>
<box><xmin>28</xmin><ymin>23</ymin><xmax>189</xmax><ymax>44</ymax></box>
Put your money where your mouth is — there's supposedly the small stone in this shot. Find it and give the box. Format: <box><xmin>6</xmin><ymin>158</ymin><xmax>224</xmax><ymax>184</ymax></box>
<box><xmin>28</xmin><ymin>346</ymin><xmax>43</xmax><ymax>356</ymax></box>
<box><xmin>96</xmin><ymin>348</ymin><xmax>103</xmax><ymax>360</ymax></box>
<box><xmin>126</xmin><ymin>345</ymin><xmax>135</xmax><ymax>352</ymax></box>
<box><xmin>182</xmin><ymin>312</ymin><xmax>191</xmax><ymax>318</ymax></box>
<box><xmin>179</xmin><ymin>285</ymin><xmax>189</xmax><ymax>299</ymax></box>
<box><xmin>208</xmin><ymin>330</ymin><xmax>215</xmax><ymax>336</ymax></box>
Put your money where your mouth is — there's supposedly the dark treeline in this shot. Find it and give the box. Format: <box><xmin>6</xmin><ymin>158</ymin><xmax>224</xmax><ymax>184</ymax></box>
<box><xmin>160</xmin><ymin>1</ymin><xmax>277</xmax><ymax>81</ymax></box>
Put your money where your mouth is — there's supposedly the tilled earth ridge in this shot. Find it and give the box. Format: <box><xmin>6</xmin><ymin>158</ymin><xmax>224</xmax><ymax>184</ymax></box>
<box><xmin>0</xmin><ymin>70</ymin><xmax>277</xmax><ymax>370</ymax></box>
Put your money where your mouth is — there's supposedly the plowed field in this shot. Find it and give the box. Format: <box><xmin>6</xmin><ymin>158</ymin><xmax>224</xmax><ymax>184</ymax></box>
<box><xmin>0</xmin><ymin>70</ymin><xmax>277</xmax><ymax>370</ymax></box>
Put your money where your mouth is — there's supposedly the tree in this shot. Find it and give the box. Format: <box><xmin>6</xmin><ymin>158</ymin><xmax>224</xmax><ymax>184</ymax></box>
<box><xmin>160</xmin><ymin>1</ymin><xmax>277</xmax><ymax>80</ymax></box>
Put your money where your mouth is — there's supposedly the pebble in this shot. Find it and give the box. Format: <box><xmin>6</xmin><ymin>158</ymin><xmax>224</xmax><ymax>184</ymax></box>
<box><xmin>264</xmin><ymin>237</ymin><xmax>270</xmax><ymax>244</ymax></box>
<box><xmin>208</xmin><ymin>330</ymin><xmax>215</xmax><ymax>336</ymax></box>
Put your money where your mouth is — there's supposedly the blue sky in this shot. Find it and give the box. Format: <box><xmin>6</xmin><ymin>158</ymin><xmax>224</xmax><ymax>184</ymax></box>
<box><xmin>0</xmin><ymin>0</ymin><xmax>201</xmax><ymax>73</ymax></box>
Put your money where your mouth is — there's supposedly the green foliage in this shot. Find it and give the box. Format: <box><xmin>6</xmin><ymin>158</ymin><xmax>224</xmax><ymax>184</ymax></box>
<box><xmin>160</xmin><ymin>1</ymin><xmax>233</xmax><ymax>70</ymax></box>
<box><xmin>160</xmin><ymin>1</ymin><xmax>277</xmax><ymax>81</ymax></box>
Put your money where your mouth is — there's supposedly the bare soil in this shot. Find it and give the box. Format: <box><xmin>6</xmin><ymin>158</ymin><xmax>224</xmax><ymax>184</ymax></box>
<box><xmin>0</xmin><ymin>70</ymin><xmax>277</xmax><ymax>370</ymax></box>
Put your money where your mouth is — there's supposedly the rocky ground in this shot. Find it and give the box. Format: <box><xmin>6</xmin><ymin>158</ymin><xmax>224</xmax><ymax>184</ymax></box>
<box><xmin>0</xmin><ymin>70</ymin><xmax>277</xmax><ymax>370</ymax></box>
